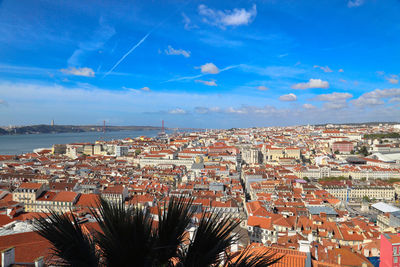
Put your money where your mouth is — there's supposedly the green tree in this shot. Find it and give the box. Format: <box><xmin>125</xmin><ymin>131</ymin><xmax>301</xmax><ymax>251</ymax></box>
<box><xmin>358</xmin><ymin>146</ymin><xmax>369</xmax><ymax>156</ymax></box>
<box><xmin>362</xmin><ymin>196</ymin><xmax>371</xmax><ymax>202</ymax></box>
<box><xmin>36</xmin><ymin>197</ymin><xmax>283</xmax><ymax>267</ymax></box>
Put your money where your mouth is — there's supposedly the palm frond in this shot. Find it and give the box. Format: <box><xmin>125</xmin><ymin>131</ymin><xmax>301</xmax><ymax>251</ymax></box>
<box><xmin>179</xmin><ymin>212</ymin><xmax>240</xmax><ymax>267</ymax></box>
<box><xmin>91</xmin><ymin>198</ymin><xmax>154</xmax><ymax>267</ymax></box>
<box><xmin>225</xmin><ymin>246</ymin><xmax>284</xmax><ymax>267</ymax></box>
<box><xmin>152</xmin><ymin>196</ymin><xmax>195</xmax><ymax>266</ymax></box>
<box><xmin>35</xmin><ymin>210</ymin><xmax>100</xmax><ymax>267</ymax></box>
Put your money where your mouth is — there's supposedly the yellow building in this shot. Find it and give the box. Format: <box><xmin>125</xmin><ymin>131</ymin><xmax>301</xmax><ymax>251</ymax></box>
<box><xmin>12</xmin><ymin>183</ymin><xmax>46</xmax><ymax>212</ymax></box>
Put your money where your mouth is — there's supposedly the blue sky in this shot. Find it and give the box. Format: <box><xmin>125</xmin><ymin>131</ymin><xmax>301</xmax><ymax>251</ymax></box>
<box><xmin>0</xmin><ymin>0</ymin><xmax>399</xmax><ymax>128</ymax></box>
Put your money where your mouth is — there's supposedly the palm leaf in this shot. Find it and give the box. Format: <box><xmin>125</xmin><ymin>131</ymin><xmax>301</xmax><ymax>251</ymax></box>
<box><xmin>152</xmin><ymin>196</ymin><xmax>195</xmax><ymax>266</ymax></box>
<box><xmin>91</xmin><ymin>198</ymin><xmax>154</xmax><ymax>267</ymax></box>
<box><xmin>35</xmin><ymin>210</ymin><xmax>100</xmax><ymax>267</ymax></box>
<box><xmin>179</xmin><ymin>212</ymin><xmax>240</xmax><ymax>267</ymax></box>
<box><xmin>225</xmin><ymin>245</ymin><xmax>284</xmax><ymax>267</ymax></box>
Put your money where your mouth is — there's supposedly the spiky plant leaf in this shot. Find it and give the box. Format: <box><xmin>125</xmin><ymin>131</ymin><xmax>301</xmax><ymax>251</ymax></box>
<box><xmin>91</xmin><ymin>198</ymin><xmax>154</xmax><ymax>267</ymax></box>
<box><xmin>225</xmin><ymin>245</ymin><xmax>284</xmax><ymax>267</ymax></box>
<box><xmin>152</xmin><ymin>196</ymin><xmax>195</xmax><ymax>266</ymax></box>
<box><xmin>35</xmin><ymin>210</ymin><xmax>100</xmax><ymax>267</ymax></box>
<box><xmin>179</xmin><ymin>212</ymin><xmax>240</xmax><ymax>267</ymax></box>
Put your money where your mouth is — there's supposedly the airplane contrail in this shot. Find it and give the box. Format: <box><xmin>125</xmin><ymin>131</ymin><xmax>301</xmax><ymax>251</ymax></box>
<box><xmin>103</xmin><ymin>32</ymin><xmax>150</xmax><ymax>78</ymax></box>
<box><xmin>103</xmin><ymin>1</ymin><xmax>192</xmax><ymax>79</ymax></box>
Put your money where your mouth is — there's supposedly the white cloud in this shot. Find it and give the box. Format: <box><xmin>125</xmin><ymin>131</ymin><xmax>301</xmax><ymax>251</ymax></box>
<box><xmin>198</xmin><ymin>4</ymin><xmax>257</xmax><ymax>29</ymax></box>
<box><xmin>292</xmin><ymin>79</ymin><xmax>329</xmax><ymax>89</ymax></box>
<box><xmin>165</xmin><ymin>64</ymin><xmax>238</xmax><ymax>83</ymax></box>
<box><xmin>195</xmin><ymin>106</ymin><xmax>219</xmax><ymax>114</ymax></box>
<box><xmin>182</xmin><ymin>12</ymin><xmax>198</xmax><ymax>30</ymax></box>
<box><xmin>352</xmin><ymin>88</ymin><xmax>400</xmax><ymax>107</ymax></box>
<box><xmin>223</xmin><ymin>105</ymin><xmax>282</xmax><ymax>115</ymax></box>
<box><xmin>378</xmin><ymin>73</ymin><xmax>398</xmax><ymax>84</ymax></box>
<box><xmin>313</xmin><ymin>92</ymin><xmax>353</xmax><ymax>110</ymax></box>
<box><xmin>199</xmin><ymin>63</ymin><xmax>220</xmax><ymax>74</ymax></box>
<box><xmin>68</xmin><ymin>22</ymin><xmax>115</xmax><ymax>66</ymax></box>
<box><xmin>279</xmin><ymin>93</ymin><xmax>297</xmax><ymax>101</ymax></box>
<box><xmin>376</xmin><ymin>71</ymin><xmax>385</xmax><ymax>76</ymax></box>
<box><xmin>385</xmin><ymin>75</ymin><xmax>399</xmax><ymax>84</ymax></box>
<box><xmin>388</xmin><ymin>78</ymin><xmax>399</xmax><ymax>84</ymax></box>
<box><xmin>122</xmin><ymin>86</ymin><xmax>150</xmax><ymax>93</ymax></box>
<box><xmin>389</xmin><ymin>97</ymin><xmax>400</xmax><ymax>103</ymax></box>
<box><xmin>303</xmin><ymin>103</ymin><xmax>315</xmax><ymax>109</ymax></box>
<box><xmin>195</xmin><ymin>80</ymin><xmax>217</xmax><ymax>86</ymax></box>
<box><xmin>323</xmin><ymin>102</ymin><xmax>348</xmax><ymax>110</ymax></box>
<box><xmin>257</xmin><ymin>86</ymin><xmax>268</xmax><ymax>91</ymax></box>
<box><xmin>353</xmin><ymin>97</ymin><xmax>384</xmax><ymax>107</ymax></box>
<box><xmin>165</xmin><ymin>45</ymin><xmax>191</xmax><ymax>58</ymax></box>
<box><xmin>168</xmin><ymin>108</ymin><xmax>187</xmax><ymax>114</ymax></box>
<box><xmin>315</xmin><ymin>92</ymin><xmax>353</xmax><ymax>102</ymax></box>
<box><xmin>226</xmin><ymin>107</ymin><xmax>248</xmax><ymax>114</ymax></box>
<box><xmin>313</xmin><ymin>65</ymin><xmax>333</xmax><ymax>73</ymax></box>
<box><xmin>60</xmin><ymin>67</ymin><xmax>95</xmax><ymax>77</ymax></box>
<box><xmin>348</xmin><ymin>0</ymin><xmax>364</xmax><ymax>8</ymax></box>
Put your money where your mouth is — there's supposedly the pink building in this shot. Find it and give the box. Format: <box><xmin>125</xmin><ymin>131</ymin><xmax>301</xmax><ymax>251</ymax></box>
<box><xmin>381</xmin><ymin>233</ymin><xmax>400</xmax><ymax>267</ymax></box>
<box><xmin>332</xmin><ymin>141</ymin><xmax>354</xmax><ymax>153</ymax></box>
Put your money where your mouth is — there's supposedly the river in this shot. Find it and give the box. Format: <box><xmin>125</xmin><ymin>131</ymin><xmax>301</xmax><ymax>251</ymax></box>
<box><xmin>0</xmin><ymin>130</ymin><xmax>162</xmax><ymax>155</ymax></box>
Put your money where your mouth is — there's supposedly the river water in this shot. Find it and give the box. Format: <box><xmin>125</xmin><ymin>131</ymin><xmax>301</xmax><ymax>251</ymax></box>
<box><xmin>0</xmin><ymin>130</ymin><xmax>162</xmax><ymax>155</ymax></box>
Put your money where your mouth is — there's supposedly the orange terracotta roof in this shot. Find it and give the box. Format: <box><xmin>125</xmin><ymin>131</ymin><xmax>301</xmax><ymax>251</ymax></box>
<box><xmin>0</xmin><ymin>232</ymin><xmax>52</xmax><ymax>263</ymax></box>
<box><xmin>18</xmin><ymin>182</ymin><xmax>43</xmax><ymax>190</ymax></box>
<box><xmin>75</xmin><ymin>193</ymin><xmax>100</xmax><ymax>207</ymax></box>
<box><xmin>247</xmin><ymin>216</ymin><xmax>272</xmax><ymax>230</ymax></box>
<box><xmin>52</xmin><ymin>191</ymin><xmax>79</xmax><ymax>202</ymax></box>
<box><xmin>232</xmin><ymin>244</ymin><xmax>307</xmax><ymax>267</ymax></box>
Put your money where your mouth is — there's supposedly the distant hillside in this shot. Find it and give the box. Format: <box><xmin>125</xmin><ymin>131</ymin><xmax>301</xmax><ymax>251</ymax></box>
<box><xmin>312</xmin><ymin>121</ymin><xmax>399</xmax><ymax>127</ymax></box>
<box><xmin>0</xmin><ymin>124</ymin><xmax>162</xmax><ymax>135</ymax></box>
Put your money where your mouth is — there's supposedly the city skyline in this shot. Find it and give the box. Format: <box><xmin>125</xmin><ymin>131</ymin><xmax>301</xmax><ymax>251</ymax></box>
<box><xmin>0</xmin><ymin>0</ymin><xmax>400</xmax><ymax>128</ymax></box>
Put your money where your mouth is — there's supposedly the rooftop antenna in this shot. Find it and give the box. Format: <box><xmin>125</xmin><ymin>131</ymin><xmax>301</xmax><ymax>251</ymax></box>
<box><xmin>103</xmin><ymin>120</ymin><xmax>106</xmax><ymax>133</ymax></box>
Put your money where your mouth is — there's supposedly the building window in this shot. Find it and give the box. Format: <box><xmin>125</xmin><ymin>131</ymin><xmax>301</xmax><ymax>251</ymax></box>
<box><xmin>395</xmin><ymin>247</ymin><xmax>398</xmax><ymax>255</ymax></box>
<box><xmin>395</xmin><ymin>257</ymin><xmax>398</xmax><ymax>263</ymax></box>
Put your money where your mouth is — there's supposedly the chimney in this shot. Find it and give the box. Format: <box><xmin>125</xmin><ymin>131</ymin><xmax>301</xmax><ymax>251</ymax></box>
<box><xmin>1</xmin><ymin>247</ymin><xmax>15</xmax><ymax>267</ymax></box>
<box><xmin>338</xmin><ymin>254</ymin><xmax>341</xmax><ymax>265</ymax></box>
